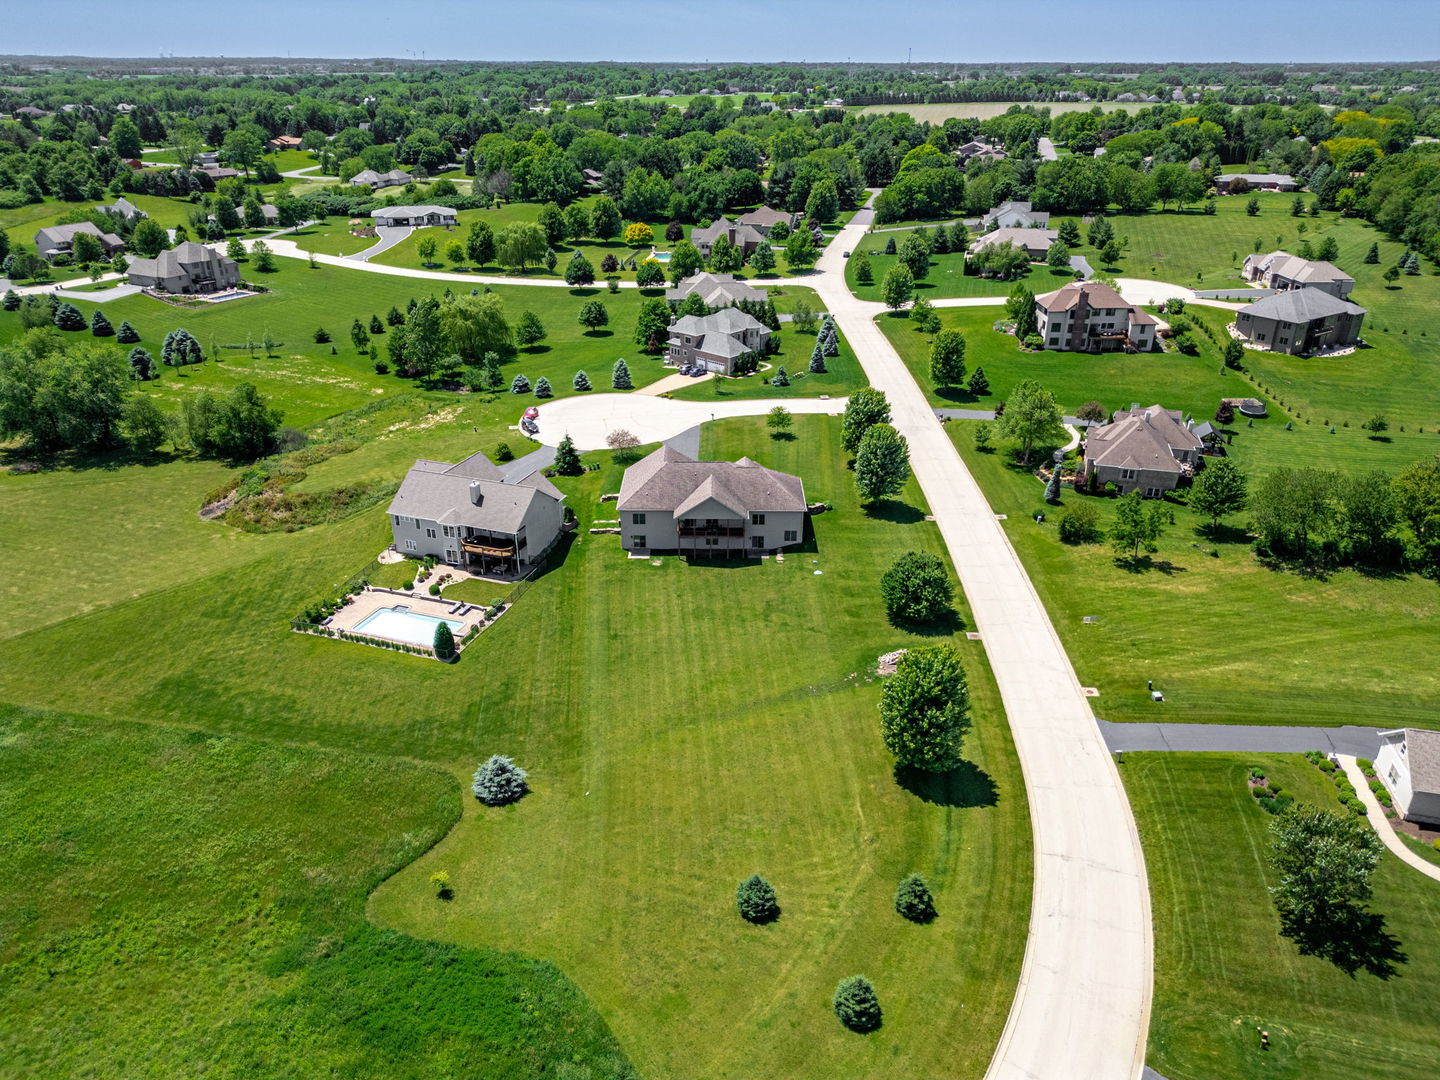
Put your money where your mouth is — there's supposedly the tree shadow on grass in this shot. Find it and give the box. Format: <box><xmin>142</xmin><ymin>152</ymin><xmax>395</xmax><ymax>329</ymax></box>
<box><xmin>1113</xmin><ymin>554</ymin><xmax>1188</xmax><ymax>575</ymax></box>
<box><xmin>521</xmin><ymin>344</ymin><xmax>553</xmax><ymax>356</ymax></box>
<box><xmin>862</xmin><ymin>499</ymin><xmax>926</xmax><ymax>525</ymax></box>
<box><xmin>1196</xmin><ymin>521</ymin><xmax>1250</xmax><ymax>545</ymax></box>
<box><xmin>582</xmin><ymin>329</ymin><xmax>615</xmax><ymax>338</ymax></box>
<box><xmin>894</xmin><ymin>760</ymin><xmax>998</xmax><ymax>808</ymax></box>
<box><xmin>1281</xmin><ymin>906</ymin><xmax>1407</xmax><ymax>979</ymax></box>
<box><xmin>936</xmin><ymin>386</ymin><xmax>981</xmax><ymax>405</ymax></box>
<box><xmin>888</xmin><ymin>607</ymin><xmax>967</xmax><ymax>638</ymax></box>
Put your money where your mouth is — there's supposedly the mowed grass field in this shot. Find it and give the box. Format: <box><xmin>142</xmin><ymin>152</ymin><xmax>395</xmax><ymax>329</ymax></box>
<box><xmin>0</xmin><ymin>705</ymin><xmax>635</xmax><ymax>1080</ymax></box>
<box><xmin>1124</xmin><ymin>753</ymin><xmax>1440</xmax><ymax>1080</ymax></box>
<box><xmin>948</xmin><ymin>419</ymin><xmax>1439</xmax><ymax>729</ymax></box>
<box><xmin>0</xmin><ymin>412</ymin><xmax>1032</xmax><ymax>1080</ymax></box>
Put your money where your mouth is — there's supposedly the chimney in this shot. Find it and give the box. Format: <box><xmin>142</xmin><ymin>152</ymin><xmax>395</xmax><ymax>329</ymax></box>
<box><xmin>469</xmin><ymin>481</ymin><xmax>483</xmax><ymax>506</ymax></box>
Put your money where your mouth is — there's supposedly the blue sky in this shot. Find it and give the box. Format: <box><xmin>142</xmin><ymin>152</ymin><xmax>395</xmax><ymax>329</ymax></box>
<box><xmin>9</xmin><ymin>0</ymin><xmax>1438</xmax><ymax>63</ymax></box>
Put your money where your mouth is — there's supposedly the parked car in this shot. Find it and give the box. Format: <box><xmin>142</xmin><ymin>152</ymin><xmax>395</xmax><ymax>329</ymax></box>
<box><xmin>520</xmin><ymin>418</ymin><xmax>538</xmax><ymax>435</ymax></box>
<box><xmin>522</xmin><ymin>406</ymin><xmax>539</xmax><ymax>420</ymax></box>
<box><xmin>843</xmin><ymin>250</ymin><xmax>851</xmax><ymax>258</ymax></box>
<box><xmin>690</xmin><ymin>366</ymin><xmax>707</xmax><ymax>376</ymax></box>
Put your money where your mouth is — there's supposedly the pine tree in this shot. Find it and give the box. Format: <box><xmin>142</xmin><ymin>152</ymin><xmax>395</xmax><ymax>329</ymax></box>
<box><xmin>553</xmin><ymin>434</ymin><xmax>582</xmax><ymax>474</ymax></box>
<box><xmin>884</xmin><ymin>236</ymin><xmax>896</xmax><ymax>255</ymax></box>
<box><xmin>116</xmin><ymin>320</ymin><xmax>140</xmax><ymax>344</ymax></box>
<box><xmin>433</xmin><ymin>621</ymin><xmax>456</xmax><ymax>660</ymax></box>
<box><xmin>128</xmin><ymin>346</ymin><xmax>156</xmax><ymax>381</ymax></box>
<box><xmin>533</xmin><ymin>376</ymin><xmax>554</xmax><ymax>399</ymax></box>
<box><xmin>573</xmin><ymin>369</ymin><xmax>592</xmax><ymax>391</ymax></box>
<box><xmin>90</xmin><ymin>310</ymin><xmax>114</xmax><ymax>336</ymax></box>
<box><xmin>369</xmin><ymin>313</ymin><xmax>384</xmax><ymax>334</ymax></box>
<box><xmin>770</xmin><ymin>366</ymin><xmax>790</xmax><ymax>387</ymax></box>
<box><xmin>1363</xmin><ymin>242</ymin><xmax>1380</xmax><ymax>264</ymax></box>
<box><xmin>386</xmin><ymin>305</ymin><xmax>406</xmax><ymax>326</ymax></box>
<box><xmin>54</xmin><ymin>302</ymin><xmax>85</xmax><ymax>331</ymax></box>
<box><xmin>833</xmin><ymin>976</ymin><xmax>882</xmax><ymax>1032</ymax></box>
<box><xmin>967</xmin><ymin>367</ymin><xmax>989</xmax><ymax>395</ymax></box>
<box><xmin>810</xmin><ymin>340</ymin><xmax>827</xmax><ymax>373</ymax></box>
<box><xmin>735</xmin><ymin>875</ymin><xmax>779</xmax><ymax>923</ymax></box>
<box><xmin>471</xmin><ymin>755</ymin><xmax>529</xmax><ymax>805</ymax></box>
<box><xmin>895</xmin><ymin>873</ymin><xmax>937</xmax><ymax>923</ymax></box>
<box><xmin>611</xmin><ymin>357</ymin><xmax>633</xmax><ymax>390</ymax></box>
<box><xmin>511</xmin><ymin>374</ymin><xmax>531</xmax><ymax>394</ymax></box>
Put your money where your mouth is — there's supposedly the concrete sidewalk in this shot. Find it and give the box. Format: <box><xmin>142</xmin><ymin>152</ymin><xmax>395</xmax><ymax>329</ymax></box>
<box><xmin>1340</xmin><ymin>756</ymin><xmax>1440</xmax><ymax>885</ymax></box>
<box><xmin>811</xmin><ymin>199</ymin><xmax>1152</xmax><ymax>1080</ymax></box>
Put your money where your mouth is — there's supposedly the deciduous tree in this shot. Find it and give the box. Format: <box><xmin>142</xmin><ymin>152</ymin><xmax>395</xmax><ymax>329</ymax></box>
<box><xmin>879</xmin><ymin>645</ymin><xmax>970</xmax><ymax>771</ymax></box>
<box><xmin>854</xmin><ymin>422</ymin><xmax>910</xmax><ymax>503</ymax></box>
<box><xmin>880</xmin><ymin>551</ymin><xmax>953</xmax><ymax>622</ymax></box>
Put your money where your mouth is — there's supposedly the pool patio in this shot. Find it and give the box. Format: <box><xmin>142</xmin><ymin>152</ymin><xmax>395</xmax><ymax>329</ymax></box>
<box><xmin>324</xmin><ymin>587</ymin><xmax>490</xmax><ymax>646</ymax></box>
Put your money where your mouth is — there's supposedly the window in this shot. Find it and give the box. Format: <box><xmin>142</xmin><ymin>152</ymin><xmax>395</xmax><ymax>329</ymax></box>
<box><xmin>630</xmin><ymin>535</ymin><xmax>646</xmax><ymax>547</ymax></box>
<box><xmin>751</xmin><ymin>513</ymin><xmax>765</xmax><ymax>525</ymax></box>
<box><xmin>1257</xmin><ymin>333</ymin><xmax>1267</xmax><ymax>342</ymax></box>
<box><xmin>1120</xmin><ymin>468</ymin><xmax>1138</xmax><ymax>481</ymax></box>
<box><xmin>631</xmin><ymin>512</ymin><xmax>646</xmax><ymax>525</ymax></box>
<box><xmin>1239</xmin><ymin>313</ymin><xmax>1249</xmax><ymax>322</ymax></box>
<box><xmin>392</xmin><ymin>514</ymin><xmax>401</xmax><ymax>526</ymax></box>
<box><xmin>425</xmin><ymin>527</ymin><xmax>437</xmax><ymax>539</ymax></box>
<box><xmin>751</xmin><ymin>536</ymin><xmax>765</xmax><ymax>548</ymax></box>
<box><xmin>404</xmin><ymin>539</ymin><xmax>418</xmax><ymax>552</ymax></box>
<box><xmin>1388</xmin><ymin>765</ymin><xmax>1400</xmax><ymax>786</ymax></box>
<box><xmin>783</xmin><ymin>530</ymin><xmax>798</xmax><ymax>542</ymax></box>
<box><xmin>1049</xmin><ymin>337</ymin><xmax>1059</xmax><ymax>346</ymax></box>
<box><xmin>705</xmin><ymin>537</ymin><xmax>719</xmax><ymax>546</ymax></box>
<box><xmin>1278</xmin><ymin>337</ymin><xmax>1288</xmax><ymax>346</ymax></box>
<box><xmin>1145</xmin><ymin>487</ymin><xmax>1161</xmax><ymax>498</ymax></box>
<box><xmin>442</xmin><ymin>525</ymin><xmax>456</xmax><ymax>538</ymax></box>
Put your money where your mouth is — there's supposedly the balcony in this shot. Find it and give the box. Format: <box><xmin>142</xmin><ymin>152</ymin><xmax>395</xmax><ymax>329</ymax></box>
<box><xmin>677</xmin><ymin>526</ymin><xmax>745</xmax><ymax>538</ymax></box>
<box><xmin>460</xmin><ymin>535</ymin><xmax>516</xmax><ymax>557</ymax></box>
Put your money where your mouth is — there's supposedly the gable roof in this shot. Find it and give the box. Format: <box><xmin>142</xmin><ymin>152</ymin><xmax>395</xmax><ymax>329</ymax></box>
<box><xmin>970</xmin><ymin>226</ymin><xmax>1058</xmax><ymax>252</ymax></box>
<box><xmin>984</xmin><ymin>200</ymin><xmax>1050</xmax><ymax>226</ymax></box>
<box><xmin>665</xmin><ymin>272</ymin><xmax>765</xmax><ymax>307</ymax></box>
<box><xmin>1085</xmin><ymin>405</ymin><xmax>1203</xmax><ymax>474</ymax></box>
<box><xmin>671</xmin><ymin>307</ymin><xmax>767</xmax><ymax>338</ymax></box>
<box><xmin>1246</xmin><ymin>251</ymin><xmax>1353</xmax><ymax>284</ymax></box>
<box><xmin>1219</xmin><ymin>172</ymin><xmax>1295</xmax><ymax>186</ymax></box>
<box><xmin>97</xmin><ymin>196</ymin><xmax>145</xmax><ymax>219</ymax></box>
<box><xmin>1243</xmin><ymin>289</ymin><xmax>1366</xmax><ymax>323</ymax></box>
<box><xmin>1384</xmin><ymin>729</ymin><xmax>1440</xmax><ymax>795</ymax></box>
<box><xmin>617</xmin><ymin>446</ymin><xmax>805</xmax><ymax>515</ymax></box>
<box><xmin>1035</xmin><ymin>280</ymin><xmax>1132</xmax><ymax>312</ymax></box>
<box><xmin>373</xmin><ymin>204</ymin><xmax>456</xmax><ymax>219</ymax></box>
<box><xmin>387</xmin><ymin>451</ymin><xmax>563</xmax><ymax>535</ymax></box>
<box><xmin>691</xmin><ymin>218</ymin><xmax>767</xmax><ymax>247</ymax></box>
<box><xmin>35</xmin><ymin>221</ymin><xmax>123</xmax><ymax>252</ymax></box>
<box><xmin>735</xmin><ymin>206</ymin><xmax>794</xmax><ymax>229</ymax></box>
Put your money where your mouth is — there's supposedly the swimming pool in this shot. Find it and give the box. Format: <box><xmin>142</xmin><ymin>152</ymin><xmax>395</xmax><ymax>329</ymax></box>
<box><xmin>353</xmin><ymin>605</ymin><xmax>464</xmax><ymax>647</ymax></box>
<box><xmin>649</xmin><ymin>249</ymin><xmax>671</xmax><ymax>263</ymax></box>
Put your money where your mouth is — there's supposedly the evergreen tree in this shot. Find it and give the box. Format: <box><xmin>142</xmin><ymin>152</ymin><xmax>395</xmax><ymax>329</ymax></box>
<box><xmin>314</xmin><ymin>327</ymin><xmax>331</xmax><ymax>344</ymax></box>
<box><xmin>854</xmin><ymin>422</ymin><xmax>910</xmax><ymax>503</ymax></box>
<box><xmin>471</xmin><ymin>755</ymin><xmax>529</xmax><ymax>806</ymax></box>
<box><xmin>1364</xmin><ymin>242</ymin><xmax>1380</xmax><ymax>264</ymax></box>
<box><xmin>116</xmin><ymin>320</ymin><xmax>140</xmax><ymax>344</ymax></box>
<box><xmin>54</xmin><ymin>303</ymin><xmax>86</xmax><ymax>331</ymax></box>
<box><xmin>510</xmin><ymin>374</ymin><xmax>531</xmax><ymax>394</ymax></box>
<box><xmin>1044</xmin><ymin>468</ymin><xmax>1062</xmax><ymax>503</ymax></box>
<box><xmin>770</xmin><ymin>366</ymin><xmax>790</xmax><ymax>387</ymax></box>
<box><xmin>433</xmin><ymin>621</ymin><xmax>456</xmax><ymax>660</ymax></box>
<box><xmin>573</xmin><ymin>369</ymin><xmax>592</xmax><ymax>391</ymax></box>
<box><xmin>161</xmin><ymin>328</ymin><xmax>203</xmax><ymax>367</ymax></box>
<box><xmin>809</xmin><ymin>340</ymin><xmax>827</xmax><ymax>373</ymax></box>
<box><xmin>128</xmin><ymin>346</ymin><xmax>156</xmax><ymax>381</ymax></box>
<box><xmin>90</xmin><ymin>310</ymin><xmax>114</xmax><ymax>337</ymax></box>
<box><xmin>1087</xmin><ymin>216</ymin><xmax>1113</xmax><ymax>249</ymax></box>
<box><xmin>735</xmin><ymin>874</ymin><xmax>780</xmax><ymax>923</ymax></box>
<box><xmin>386</xmin><ymin>305</ymin><xmax>406</xmax><ymax>326</ymax></box>
<box><xmin>611</xmin><ymin>357</ymin><xmax>633</xmax><ymax>390</ymax></box>
<box><xmin>884</xmin><ymin>236</ymin><xmax>897</xmax><ymax>255</ymax></box>
<box><xmin>369</xmin><ymin>313</ymin><xmax>384</xmax><ymax>334</ymax></box>
<box><xmin>553</xmin><ymin>433</ymin><xmax>582</xmax><ymax>474</ymax></box>
<box><xmin>895</xmin><ymin>873</ymin><xmax>937</xmax><ymax>923</ymax></box>
<box><xmin>533</xmin><ymin>376</ymin><xmax>554</xmax><ymax>399</ymax></box>
<box><xmin>1</xmin><ymin>289</ymin><xmax>19</xmax><ymax>311</ymax></box>
<box><xmin>1005</xmin><ymin>283</ymin><xmax>1037</xmax><ymax>339</ymax></box>
<box><xmin>749</xmin><ymin>240</ymin><xmax>776</xmax><ymax>274</ymax></box>
<box><xmin>967</xmin><ymin>366</ymin><xmax>989</xmax><ymax>395</ymax></box>
<box><xmin>1057</xmin><ymin>219</ymin><xmax>1081</xmax><ymax>246</ymax></box>
<box><xmin>833</xmin><ymin>976</ymin><xmax>882</xmax><ymax>1033</ymax></box>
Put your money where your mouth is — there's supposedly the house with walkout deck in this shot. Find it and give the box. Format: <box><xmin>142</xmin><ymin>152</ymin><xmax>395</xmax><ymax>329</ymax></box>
<box><xmin>1232</xmin><ymin>289</ymin><xmax>1366</xmax><ymax>355</ymax></box>
<box><xmin>388</xmin><ymin>451</ymin><xmax>566</xmax><ymax>578</ymax></box>
<box><xmin>617</xmin><ymin>446</ymin><xmax>807</xmax><ymax>557</ymax></box>
<box><xmin>1376</xmin><ymin>729</ymin><xmax>1440</xmax><ymax>826</ymax></box>
<box><xmin>1082</xmin><ymin>405</ymin><xmax>1205</xmax><ymax>497</ymax></box>
<box><xmin>1034</xmin><ymin>280</ymin><xmax>1158</xmax><ymax>352</ymax></box>
<box><xmin>666</xmin><ymin>308</ymin><xmax>771</xmax><ymax>375</ymax></box>
<box><xmin>1241</xmin><ymin>251</ymin><xmax>1355</xmax><ymax>298</ymax></box>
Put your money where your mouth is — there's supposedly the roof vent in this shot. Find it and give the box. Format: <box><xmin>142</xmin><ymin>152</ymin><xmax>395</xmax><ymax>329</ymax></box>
<box><xmin>469</xmin><ymin>481</ymin><xmax>483</xmax><ymax>506</ymax></box>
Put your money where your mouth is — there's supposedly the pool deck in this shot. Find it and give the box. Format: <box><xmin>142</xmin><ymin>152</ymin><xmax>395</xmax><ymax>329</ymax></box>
<box><xmin>327</xmin><ymin>587</ymin><xmax>488</xmax><ymax>644</ymax></box>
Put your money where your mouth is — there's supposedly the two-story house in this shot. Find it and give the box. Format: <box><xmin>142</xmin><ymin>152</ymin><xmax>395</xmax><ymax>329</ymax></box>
<box><xmin>34</xmin><ymin>221</ymin><xmax>124</xmax><ymax>262</ymax></box>
<box><xmin>1034</xmin><ymin>281</ymin><xmax>1158</xmax><ymax>352</ymax></box>
<box><xmin>387</xmin><ymin>451</ymin><xmax>566</xmax><ymax>577</ymax></box>
<box><xmin>666</xmin><ymin>308</ymin><xmax>771</xmax><ymax>375</ymax></box>
<box><xmin>1241</xmin><ymin>251</ymin><xmax>1354</xmax><ymax>298</ymax></box>
<box><xmin>1083</xmin><ymin>405</ymin><xmax>1205</xmax><ymax>497</ymax></box>
<box><xmin>617</xmin><ymin>446</ymin><xmax>807</xmax><ymax>557</ymax></box>
<box><xmin>1232</xmin><ymin>290</ymin><xmax>1366</xmax><ymax>355</ymax></box>
<box><xmin>665</xmin><ymin>272</ymin><xmax>765</xmax><ymax>308</ymax></box>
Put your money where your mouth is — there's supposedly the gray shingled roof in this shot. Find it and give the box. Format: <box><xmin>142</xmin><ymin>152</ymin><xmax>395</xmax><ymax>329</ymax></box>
<box><xmin>1247</xmin><ymin>251</ymin><xmax>1352</xmax><ymax>284</ymax></box>
<box><xmin>617</xmin><ymin>446</ymin><xmax>805</xmax><ymax>515</ymax></box>
<box><xmin>35</xmin><ymin>221</ymin><xmax>122</xmax><ymax>253</ymax></box>
<box><xmin>387</xmin><ymin>452</ymin><xmax>563</xmax><ymax>534</ymax></box>
<box><xmin>1243</xmin><ymin>290</ymin><xmax>1366</xmax><ymax>323</ymax></box>
<box><xmin>1406</xmin><ymin>729</ymin><xmax>1440</xmax><ymax>795</ymax></box>
<box><xmin>1085</xmin><ymin>405</ymin><xmax>1202</xmax><ymax>474</ymax></box>
<box><xmin>665</xmin><ymin>272</ymin><xmax>765</xmax><ymax>307</ymax></box>
<box><xmin>372</xmin><ymin>204</ymin><xmax>456</xmax><ymax>219</ymax></box>
<box><xmin>671</xmin><ymin>308</ymin><xmax>767</xmax><ymax>338</ymax></box>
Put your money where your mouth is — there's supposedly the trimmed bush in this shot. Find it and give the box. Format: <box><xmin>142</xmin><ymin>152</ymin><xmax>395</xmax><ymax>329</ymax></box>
<box><xmin>833</xmin><ymin>975</ymin><xmax>882</xmax><ymax>1033</ymax></box>
<box><xmin>735</xmin><ymin>874</ymin><xmax>779</xmax><ymax>923</ymax></box>
<box><xmin>471</xmin><ymin>755</ymin><xmax>528</xmax><ymax>805</ymax></box>
<box><xmin>894</xmin><ymin>873</ymin><xmax>937</xmax><ymax>923</ymax></box>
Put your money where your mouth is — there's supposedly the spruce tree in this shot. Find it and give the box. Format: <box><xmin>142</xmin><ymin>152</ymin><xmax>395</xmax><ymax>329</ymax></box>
<box><xmin>1</xmin><ymin>289</ymin><xmax>19</xmax><ymax>311</ymax></box>
<box><xmin>369</xmin><ymin>313</ymin><xmax>384</xmax><ymax>334</ymax></box>
<box><xmin>90</xmin><ymin>310</ymin><xmax>114</xmax><ymax>336</ymax></box>
<box><xmin>967</xmin><ymin>366</ymin><xmax>989</xmax><ymax>395</ymax></box>
<box><xmin>611</xmin><ymin>357</ymin><xmax>632</xmax><ymax>389</ymax></box>
<box><xmin>895</xmin><ymin>873</ymin><xmax>937</xmax><ymax>923</ymax></box>
<box><xmin>533</xmin><ymin>376</ymin><xmax>554</xmax><ymax>399</ymax></box>
<box><xmin>553</xmin><ymin>434</ymin><xmax>582</xmax><ymax>474</ymax></box>
<box><xmin>1044</xmin><ymin>468</ymin><xmax>1062</xmax><ymax>503</ymax></box>
<box><xmin>54</xmin><ymin>302</ymin><xmax>85</xmax><ymax>331</ymax></box>
<box><xmin>161</xmin><ymin>328</ymin><xmax>202</xmax><ymax>367</ymax></box>
<box><xmin>833</xmin><ymin>976</ymin><xmax>882</xmax><ymax>1032</ymax></box>
<box><xmin>735</xmin><ymin>874</ymin><xmax>779</xmax><ymax>923</ymax></box>
<box><xmin>770</xmin><ymin>366</ymin><xmax>790</xmax><ymax>387</ymax></box>
<box><xmin>1363</xmin><ymin>242</ymin><xmax>1380</xmax><ymax>264</ymax></box>
<box><xmin>116</xmin><ymin>319</ymin><xmax>140</xmax><ymax>344</ymax></box>
<box><xmin>573</xmin><ymin>369</ymin><xmax>592</xmax><ymax>391</ymax></box>
<box><xmin>471</xmin><ymin>755</ymin><xmax>529</xmax><ymax>806</ymax></box>
<box><xmin>128</xmin><ymin>346</ymin><xmax>156</xmax><ymax>381</ymax></box>
<box><xmin>809</xmin><ymin>340</ymin><xmax>827</xmax><ymax>373</ymax></box>
<box><xmin>433</xmin><ymin>621</ymin><xmax>456</xmax><ymax>660</ymax></box>
<box><xmin>511</xmin><ymin>374</ymin><xmax>531</xmax><ymax>394</ymax></box>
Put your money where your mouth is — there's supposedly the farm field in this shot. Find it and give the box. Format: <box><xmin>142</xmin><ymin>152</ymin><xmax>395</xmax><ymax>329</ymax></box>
<box><xmin>851</xmin><ymin>101</ymin><xmax>1148</xmax><ymax>122</ymax></box>
<box><xmin>1124</xmin><ymin>753</ymin><xmax>1440</xmax><ymax>1080</ymax></box>
<box><xmin>947</xmin><ymin>417</ymin><xmax>1440</xmax><ymax>729</ymax></box>
<box><xmin>0</xmin><ymin>413</ymin><xmax>1032</xmax><ymax>1080</ymax></box>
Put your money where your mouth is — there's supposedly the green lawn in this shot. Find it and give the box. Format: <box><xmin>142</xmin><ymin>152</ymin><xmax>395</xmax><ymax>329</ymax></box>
<box><xmin>846</xmin><ymin>227</ymin><xmax>1036</xmax><ymax>303</ymax></box>
<box><xmin>0</xmin><ymin>413</ymin><xmax>1032</xmax><ymax>1080</ymax></box>
<box><xmin>1125</xmin><ymin>752</ymin><xmax>1440</xmax><ymax>1080</ymax></box>
<box><xmin>0</xmin><ymin>704</ymin><xmax>635</xmax><ymax>1080</ymax></box>
<box><xmin>948</xmin><ymin>419</ymin><xmax>1440</xmax><ymax>729</ymax></box>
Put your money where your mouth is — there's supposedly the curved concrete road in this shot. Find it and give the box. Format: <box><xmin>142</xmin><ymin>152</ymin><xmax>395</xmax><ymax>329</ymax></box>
<box><xmin>810</xmin><ymin>200</ymin><xmax>1153</xmax><ymax>1080</ymax></box>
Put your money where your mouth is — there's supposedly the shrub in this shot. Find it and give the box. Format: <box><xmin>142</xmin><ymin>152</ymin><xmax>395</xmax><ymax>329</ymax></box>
<box><xmin>735</xmin><ymin>874</ymin><xmax>779</xmax><ymax>923</ymax></box>
<box><xmin>495</xmin><ymin>442</ymin><xmax>514</xmax><ymax>461</ymax></box>
<box><xmin>429</xmin><ymin>870</ymin><xmax>453</xmax><ymax>899</ymax></box>
<box><xmin>894</xmin><ymin>873</ymin><xmax>937</xmax><ymax>923</ymax></box>
<box><xmin>880</xmin><ymin>551</ymin><xmax>953</xmax><ymax>622</ymax></box>
<box><xmin>433</xmin><ymin>620</ymin><xmax>455</xmax><ymax>659</ymax></box>
<box><xmin>833</xmin><ymin>975</ymin><xmax>882</xmax><ymax>1033</ymax></box>
<box><xmin>373</xmin><ymin>360</ymin><xmax>390</xmax><ymax>375</ymax></box>
<box><xmin>1317</xmin><ymin>758</ymin><xmax>1337</xmax><ymax>773</ymax></box>
<box><xmin>1058</xmin><ymin>502</ymin><xmax>1102</xmax><ymax>544</ymax></box>
<box><xmin>428</xmin><ymin>583</ymin><xmax>441</xmax><ymax>596</ymax></box>
<box><xmin>471</xmin><ymin>755</ymin><xmax>529</xmax><ymax>805</ymax></box>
